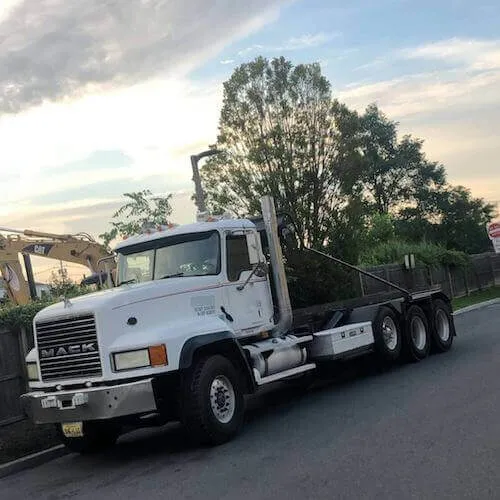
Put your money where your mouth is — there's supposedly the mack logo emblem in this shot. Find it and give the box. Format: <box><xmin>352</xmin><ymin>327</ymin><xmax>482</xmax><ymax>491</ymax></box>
<box><xmin>40</xmin><ymin>343</ymin><xmax>97</xmax><ymax>358</ymax></box>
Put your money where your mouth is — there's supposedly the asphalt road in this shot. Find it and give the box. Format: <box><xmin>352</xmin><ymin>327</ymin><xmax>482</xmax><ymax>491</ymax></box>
<box><xmin>2</xmin><ymin>303</ymin><xmax>500</xmax><ymax>500</ymax></box>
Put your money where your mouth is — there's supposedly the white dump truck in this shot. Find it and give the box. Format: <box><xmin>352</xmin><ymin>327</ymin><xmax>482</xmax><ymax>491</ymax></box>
<box><xmin>21</xmin><ymin>196</ymin><xmax>455</xmax><ymax>452</ymax></box>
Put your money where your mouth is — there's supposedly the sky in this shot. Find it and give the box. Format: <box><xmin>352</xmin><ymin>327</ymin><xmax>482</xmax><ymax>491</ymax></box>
<box><xmin>0</xmin><ymin>0</ymin><xmax>499</xmax><ymax>281</ymax></box>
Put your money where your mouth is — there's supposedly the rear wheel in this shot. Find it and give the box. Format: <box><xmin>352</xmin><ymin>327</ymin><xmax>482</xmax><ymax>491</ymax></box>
<box><xmin>404</xmin><ymin>305</ymin><xmax>431</xmax><ymax>361</ymax></box>
<box><xmin>56</xmin><ymin>421</ymin><xmax>119</xmax><ymax>454</ymax></box>
<box><xmin>180</xmin><ymin>355</ymin><xmax>244</xmax><ymax>445</ymax></box>
<box><xmin>372</xmin><ymin>306</ymin><xmax>402</xmax><ymax>363</ymax></box>
<box><xmin>430</xmin><ymin>299</ymin><xmax>454</xmax><ymax>352</ymax></box>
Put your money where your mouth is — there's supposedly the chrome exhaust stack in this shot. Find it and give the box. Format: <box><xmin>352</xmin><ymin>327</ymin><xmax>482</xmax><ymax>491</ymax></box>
<box><xmin>260</xmin><ymin>196</ymin><xmax>292</xmax><ymax>337</ymax></box>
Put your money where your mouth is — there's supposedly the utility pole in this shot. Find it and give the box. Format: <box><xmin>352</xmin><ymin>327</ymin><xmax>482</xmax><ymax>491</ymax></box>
<box><xmin>190</xmin><ymin>148</ymin><xmax>222</xmax><ymax>213</ymax></box>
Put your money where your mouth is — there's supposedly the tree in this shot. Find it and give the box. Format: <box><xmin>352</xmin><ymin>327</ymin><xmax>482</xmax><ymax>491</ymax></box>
<box><xmin>358</xmin><ymin>104</ymin><xmax>446</xmax><ymax>215</ymax></box>
<box><xmin>48</xmin><ymin>269</ymin><xmax>89</xmax><ymax>299</ymax></box>
<box><xmin>435</xmin><ymin>186</ymin><xmax>496</xmax><ymax>254</ymax></box>
<box><xmin>100</xmin><ymin>190</ymin><xmax>173</xmax><ymax>248</ymax></box>
<box><xmin>201</xmin><ymin>56</ymin><xmax>363</xmax><ymax>252</ymax></box>
<box><xmin>396</xmin><ymin>185</ymin><xmax>496</xmax><ymax>254</ymax></box>
<box><xmin>365</xmin><ymin>212</ymin><xmax>396</xmax><ymax>247</ymax></box>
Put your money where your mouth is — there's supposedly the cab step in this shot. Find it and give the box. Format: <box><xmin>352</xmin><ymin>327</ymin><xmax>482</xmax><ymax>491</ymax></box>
<box><xmin>253</xmin><ymin>363</ymin><xmax>316</xmax><ymax>386</ymax></box>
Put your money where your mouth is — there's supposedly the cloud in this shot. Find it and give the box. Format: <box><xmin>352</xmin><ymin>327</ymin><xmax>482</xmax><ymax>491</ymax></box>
<box><xmin>237</xmin><ymin>31</ymin><xmax>338</xmax><ymax>57</ymax></box>
<box><xmin>0</xmin><ymin>0</ymin><xmax>285</xmax><ymax>114</ymax></box>
<box><xmin>401</xmin><ymin>38</ymin><xmax>500</xmax><ymax>71</ymax></box>
<box><xmin>337</xmin><ymin>37</ymin><xmax>500</xmax><ymax>205</ymax></box>
<box><xmin>237</xmin><ymin>44</ymin><xmax>264</xmax><ymax>57</ymax></box>
<box><xmin>3</xmin><ymin>190</ymin><xmax>196</xmax><ymax>239</ymax></box>
<box><xmin>0</xmin><ymin>75</ymin><xmax>227</xmax><ymax>250</ymax></box>
<box><xmin>339</xmin><ymin>38</ymin><xmax>500</xmax><ymax>118</ymax></box>
<box><xmin>338</xmin><ymin>70</ymin><xmax>500</xmax><ymax>118</ymax></box>
<box><xmin>282</xmin><ymin>32</ymin><xmax>339</xmax><ymax>50</ymax></box>
<box><xmin>220</xmin><ymin>59</ymin><xmax>235</xmax><ymax>65</ymax></box>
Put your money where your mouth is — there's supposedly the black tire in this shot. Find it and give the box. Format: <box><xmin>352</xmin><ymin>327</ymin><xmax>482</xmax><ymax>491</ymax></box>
<box><xmin>56</xmin><ymin>421</ymin><xmax>119</xmax><ymax>454</ymax></box>
<box><xmin>180</xmin><ymin>355</ymin><xmax>244</xmax><ymax>446</ymax></box>
<box><xmin>372</xmin><ymin>306</ymin><xmax>402</xmax><ymax>362</ymax></box>
<box><xmin>430</xmin><ymin>299</ymin><xmax>454</xmax><ymax>353</ymax></box>
<box><xmin>403</xmin><ymin>305</ymin><xmax>431</xmax><ymax>362</ymax></box>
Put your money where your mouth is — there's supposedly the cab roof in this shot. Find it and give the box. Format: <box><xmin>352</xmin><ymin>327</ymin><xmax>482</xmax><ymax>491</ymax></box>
<box><xmin>114</xmin><ymin>218</ymin><xmax>256</xmax><ymax>251</ymax></box>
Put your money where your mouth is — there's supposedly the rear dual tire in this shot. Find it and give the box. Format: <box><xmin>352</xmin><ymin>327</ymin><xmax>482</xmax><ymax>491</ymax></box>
<box><xmin>403</xmin><ymin>305</ymin><xmax>431</xmax><ymax>362</ymax></box>
<box><xmin>373</xmin><ymin>300</ymin><xmax>452</xmax><ymax>364</ymax></box>
<box><xmin>430</xmin><ymin>299</ymin><xmax>454</xmax><ymax>353</ymax></box>
<box><xmin>372</xmin><ymin>306</ymin><xmax>403</xmax><ymax>363</ymax></box>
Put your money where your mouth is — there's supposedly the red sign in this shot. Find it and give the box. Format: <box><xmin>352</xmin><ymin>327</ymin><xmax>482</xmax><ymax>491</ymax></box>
<box><xmin>487</xmin><ymin>222</ymin><xmax>500</xmax><ymax>239</ymax></box>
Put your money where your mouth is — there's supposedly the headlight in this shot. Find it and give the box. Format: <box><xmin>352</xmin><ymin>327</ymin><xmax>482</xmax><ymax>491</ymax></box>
<box><xmin>112</xmin><ymin>345</ymin><xmax>167</xmax><ymax>372</ymax></box>
<box><xmin>113</xmin><ymin>349</ymin><xmax>150</xmax><ymax>371</ymax></box>
<box><xmin>27</xmin><ymin>362</ymin><xmax>39</xmax><ymax>381</ymax></box>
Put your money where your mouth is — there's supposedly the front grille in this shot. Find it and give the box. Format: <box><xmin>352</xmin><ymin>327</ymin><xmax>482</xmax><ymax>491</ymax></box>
<box><xmin>36</xmin><ymin>314</ymin><xmax>102</xmax><ymax>381</ymax></box>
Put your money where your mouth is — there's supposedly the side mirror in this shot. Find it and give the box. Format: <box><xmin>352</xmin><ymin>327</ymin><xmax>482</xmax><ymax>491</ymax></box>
<box><xmin>236</xmin><ymin>262</ymin><xmax>268</xmax><ymax>291</ymax></box>
<box><xmin>246</xmin><ymin>232</ymin><xmax>261</xmax><ymax>265</ymax></box>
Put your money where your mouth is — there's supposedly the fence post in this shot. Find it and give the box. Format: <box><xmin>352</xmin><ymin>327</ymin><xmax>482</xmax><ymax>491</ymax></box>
<box><xmin>17</xmin><ymin>327</ymin><xmax>30</xmax><ymax>390</ymax></box>
<box><xmin>463</xmin><ymin>269</ymin><xmax>470</xmax><ymax>296</ymax></box>
<box><xmin>447</xmin><ymin>265</ymin><xmax>455</xmax><ymax>298</ymax></box>
<box><xmin>490</xmin><ymin>254</ymin><xmax>496</xmax><ymax>287</ymax></box>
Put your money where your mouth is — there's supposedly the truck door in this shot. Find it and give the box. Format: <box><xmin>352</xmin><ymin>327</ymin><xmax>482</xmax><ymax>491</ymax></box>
<box><xmin>223</xmin><ymin>232</ymin><xmax>274</xmax><ymax>336</ymax></box>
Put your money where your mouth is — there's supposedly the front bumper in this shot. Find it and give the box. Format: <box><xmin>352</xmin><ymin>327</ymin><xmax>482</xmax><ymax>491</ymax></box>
<box><xmin>20</xmin><ymin>378</ymin><xmax>157</xmax><ymax>424</ymax></box>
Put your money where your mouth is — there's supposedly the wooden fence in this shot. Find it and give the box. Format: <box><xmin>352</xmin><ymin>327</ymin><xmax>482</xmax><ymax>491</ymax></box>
<box><xmin>0</xmin><ymin>252</ymin><xmax>499</xmax><ymax>427</ymax></box>
<box><xmin>360</xmin><ymin>252</ymin><xmax>500</xmax><ymax>298</ymax></box>
<box><xmin>0</xmin><ymin>327</ymin><xmax>31</xmax><ymax>426</ymax></box>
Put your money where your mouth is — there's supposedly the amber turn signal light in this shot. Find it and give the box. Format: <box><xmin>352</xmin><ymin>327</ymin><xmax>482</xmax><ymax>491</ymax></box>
<box><xmin>148</xmin><ymin>344</ymin><xmax>168</xmax><ymax>367</ymax></box>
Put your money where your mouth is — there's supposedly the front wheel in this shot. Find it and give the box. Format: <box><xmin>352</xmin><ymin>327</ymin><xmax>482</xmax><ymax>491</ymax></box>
<box><xmin>180</xmin><ymin>355</ymin><xmax>245</xmax><ymax>445</ymax></box>
<box><xmin>56</xmin><ymin>421</ymin><xmax>119</xmax><ymax>454</ymax></box>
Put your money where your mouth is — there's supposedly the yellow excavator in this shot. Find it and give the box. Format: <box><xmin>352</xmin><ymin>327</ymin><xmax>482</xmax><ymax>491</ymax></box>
<box><xmin>0</xmin><ymin>227</ymin><xmax>115</xmax><ymax>305</ymax></box>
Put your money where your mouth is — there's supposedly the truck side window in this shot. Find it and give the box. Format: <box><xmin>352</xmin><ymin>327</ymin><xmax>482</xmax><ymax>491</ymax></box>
<box><xmin>226</xmin><ymin>235</ymin><xmax>252</xmax><ymax>282</ymax></box>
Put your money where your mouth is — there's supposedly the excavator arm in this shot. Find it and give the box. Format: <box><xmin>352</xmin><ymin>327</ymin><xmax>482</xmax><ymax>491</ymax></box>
<box><xmin>0</xmin><ymin>228</ymin><xmax>115</xmax><ymax>306</ymax></box>
<box><xmin>0</xmin><ymin>257</ymin><xmax>32</xmax><ymax>305</ymax></box>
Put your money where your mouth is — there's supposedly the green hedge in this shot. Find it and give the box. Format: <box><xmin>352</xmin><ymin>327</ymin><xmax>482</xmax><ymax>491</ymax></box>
<box><xmin>0</xmin><ymin>301</ymin><xmax>55</xmax><ymax>330</ymax></box>
<box><xmin>359</xmin><ymin>241</ymin><xmax>469</xmax><ymax>268</ymax></box>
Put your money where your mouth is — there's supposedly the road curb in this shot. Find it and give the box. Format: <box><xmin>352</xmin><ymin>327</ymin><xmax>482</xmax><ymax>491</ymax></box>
<box><xmin>453</xmin><ymin>297</ymin><xmax>500</xmax><ymax>316</ymax></box>
<box><xmin>0</xmin><ymin>445</ymin><xmax>68</xmax><ymax>479</ymax></box>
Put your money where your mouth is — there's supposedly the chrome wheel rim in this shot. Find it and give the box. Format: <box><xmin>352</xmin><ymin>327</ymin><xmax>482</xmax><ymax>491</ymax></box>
<box><xmin>436</xmin><ymin>309</ymin><xmax>450</xmax><ymax>342</ymax></box>
<box><xmin>210</xmin><ymin>375</ymin><xmax>235</xmax><ymax>424</ymax></box>
<box><xmin>411</xmin><ymin>316</ymin><xmax>427</xmax><ymax>351</ymax></box>
<box><xmin>382</xmin><ymin>316</ymin><xmax>398</xmax><ymax>351</ymax></box>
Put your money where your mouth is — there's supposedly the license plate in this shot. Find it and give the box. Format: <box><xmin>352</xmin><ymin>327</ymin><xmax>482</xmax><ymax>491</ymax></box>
<box><xmin>62</xmin><ymin>422</ymin><xmax>83</xmax><ymax>438</ymax></box>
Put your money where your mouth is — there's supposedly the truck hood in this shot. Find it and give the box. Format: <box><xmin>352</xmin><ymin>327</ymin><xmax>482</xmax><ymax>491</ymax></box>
<box><xmin>35</xmin><ymin>277</ymin><xmax>219</xmax><ymax>321</ymax></box>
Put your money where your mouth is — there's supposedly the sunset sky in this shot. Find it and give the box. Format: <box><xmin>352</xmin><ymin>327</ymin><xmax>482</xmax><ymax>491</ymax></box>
<box><xmin>0</xmin><ymin>0</ymin><xmax>499</xmax><ymax>281</ymax></box>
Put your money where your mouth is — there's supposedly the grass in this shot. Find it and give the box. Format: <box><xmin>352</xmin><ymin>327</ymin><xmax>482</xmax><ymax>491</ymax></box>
<box><xmin>452</xmin><ymin>286</ymin><xmax>500</xmax><ymax>311</ymax></box>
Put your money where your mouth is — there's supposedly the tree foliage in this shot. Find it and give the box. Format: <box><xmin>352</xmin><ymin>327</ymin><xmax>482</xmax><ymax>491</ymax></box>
<box><xmin>201</xmin><ymin>56</ymin><xmax>363</xmax><ymax>251</ymax></box>
<box><xmin>100</xmin><ymin>190</ymin><xmax>173</xmax><ymax>248</ymax></box>
<box><xmin>360</xmin><ymin>241</ymin><xmax>469</xmax><ymax>268</ymax></box>
<box><xmin>396</xmin><ymin>185</ymin><xmax>497</xmax><ymax>254</ymax></box>
<box><xmin>201</xmin><ymin>56</ymin><xmax>496</xmax><ymax>265</ymax></box>
<box><xmin>48</xmin><ymin>270</ymin><xmax>91</xmax><ymax>299</ymax></box>
<box><xmin>0</xmin><ymin>300</ymin><xmax>53</xmax><ymax>330</ymax></box>
<box><xmin>358</xmin><ymin>104</ymin><xmax>446</xmax><ymax>215</ymax></box>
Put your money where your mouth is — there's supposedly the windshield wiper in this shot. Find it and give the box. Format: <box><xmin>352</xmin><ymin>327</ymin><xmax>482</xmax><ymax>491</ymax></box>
<box><xmin>159</xmin><ymin>272</ymin><xmax>184</xmax><ymax>280</ymax></box>
<box><xmin>117</xmin><ymin>278</ymin><xmax>137</xmax><ymax>286</ymax></box>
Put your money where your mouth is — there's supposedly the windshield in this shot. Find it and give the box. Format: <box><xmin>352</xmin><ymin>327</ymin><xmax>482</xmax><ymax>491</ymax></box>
<box><xmin>116</xmin><ymin>231</ymin><xmax>220</xmax><ymax>285</ymax></box>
